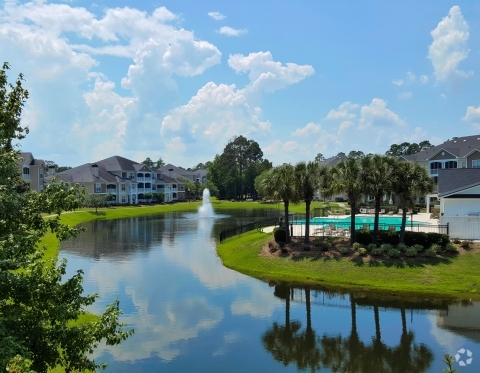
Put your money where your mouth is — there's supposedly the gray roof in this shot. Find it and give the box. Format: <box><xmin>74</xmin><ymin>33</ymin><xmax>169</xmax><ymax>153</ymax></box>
<box><xmin>407</xmin><ymin>135</ymin><xmax>480</xmax><ymax>161</ymax></box>
<box><xmin>45</xmin><ymin>163</ymin><xmax>122</xmax><ymax>184</ymax></box>
<box><xmin>319</xmin><ymin>153</ymin><xmax>348</xmax><ymax>167</ymax></box>
<box><xmin>96</xmin><ymin>155</ymin><xmax>154</xmax><ymax>173</ymax></box>
<box><xmin>438</xmin><ymin>168</ymin><xmax>480</xmax><ymax>197</ymax></box>
<box><xmin>159</xmin><ymin>164</ymin><xmax>205</xmax><ymax>181</ymax></box>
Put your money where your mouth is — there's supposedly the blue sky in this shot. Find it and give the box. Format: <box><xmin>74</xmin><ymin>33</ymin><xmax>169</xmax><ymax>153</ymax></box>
<box><xmin>2</xmin><ymin>0</ymin><xmax>480</xmax><ymax>167</ymax></box>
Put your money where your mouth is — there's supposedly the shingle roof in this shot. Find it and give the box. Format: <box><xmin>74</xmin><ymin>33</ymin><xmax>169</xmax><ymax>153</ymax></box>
<box><xmin>46</xmin><ymin>163</ymin><xmax>125</xmax><ymax>184</ymax></box>
<box><xmin>18</xmin><ymin>152</ymin><xmax>33</xmax><ymax>166</ymax></box>
<box><xmin>438</xmin><ymin>168</ymin><xmax>480</xmax><ymax>197</ymax></box>
<box><xmin>407</xmin><ymin>135</ymin><xmax>480</xmax><ymax>161</ymax></box>
<box><xmin>96</xmin><ymin>155</ymin><xmax>154</xmax><ymax>172</ymax></box>
<box><xmin>319</xmin><ymin>153</ymin><xmax>348</xmax><ymax>167</ymax></box>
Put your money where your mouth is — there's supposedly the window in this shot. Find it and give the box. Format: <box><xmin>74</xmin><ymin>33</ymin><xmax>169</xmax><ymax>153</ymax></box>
<box><xmin>462</xmin><ymin>161</ymin><xmax>467</xmax><ymax>168</ymax></box>
<box><xmin>121</xmin><ymin>196</ymin><xmax>126</xmax><ymax>203</ymax></box>
<box><xmin>430</xmin><ymin>162</ymin><xmax>442</xmax><ymax>175</ymax></box>
<box><xmin>122</xmin><ymin>172</ymin><xmax>127</xmax><ymax>178</ymax></box>
<box><xmin>129</xmin><ymin>173</ymin><xmax>134</xmax><ymax>179</ymax></box>
<box><xmin>173</xmin><ymin>184</ymin><xmax>177</xmax><ymax>188</ymax></box>
<box><xmin>158</xmin><ymin>184</ymin><xmax>165</xmax><ymax>189</ymax></box>
<box><xmin>121</xmin><ymin>184</ymin><xmax>126</xmax><ymax>191</ymax></box>
<box><xmin>40</xmin><ymin>173</ymin><xmax>43</xmax><ymax>179</ymax></box>
<box><xmin>95</xmin><ymin>183</ymin><xmax>102</xmax><ymax>193</ymax></box>
<box><xmin>444</xmin><ymin>161</ymin><xmax>457</xmax><ymax>169</ymax></box>
<box><xmin>173</xmin><ymin>192</ymin><xmax>177</xmax><ymax>198</ymax></box>
<box><xmin>131</xmin><ymin>184</ymin><xmax>136</xmax><ymax>190</ymax></box>
<box><xmin>473</xmin><ymin>160</ymin><xmax>480</xmax><ymax>168</ymax></box>
<box><xmin>23</xmin><ymin>167</ymin><xmax>29</xmax><ymax>175</ymax></box>
<box><xmin>152</xmin><ymin>185</ymin><xmax>157</xmax><ymax>190</ymax></box>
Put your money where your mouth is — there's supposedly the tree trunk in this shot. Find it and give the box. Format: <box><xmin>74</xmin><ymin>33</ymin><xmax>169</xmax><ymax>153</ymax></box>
<box><xmin>400</xmin><ymin>207</ymin><xmax>407</xmax><ymax>243</ymax></box>
<box><xmin>401</xmin><ymin>308</ymin><xmax>407</xmax><ymax>335</ymax></box>
<box><xmin>374</xmin><ymin>305</ymin><xmax>381</xmax><ymax>342</ymax></box>
<box><xmin>350</xmin><ymin>294</ymin><xmax>357</xmax><ymax>336</ymax></box>
<box><xmin>350</xmin><ymin>202</ymin><xmax>356</xmax><ymax>245</ymax></box>
<box><xmin>305</xmin><ymin>199</ymin><xmax>311</xmax><ymax>244</ymax></box>
<box><xmin>373</xmin><ymin>196</ymin><xmax>381</xmax><ymax>244</ymax></box>
<box><xmin>284</xmin><ymin>200</ymin><xmax>290</xmax><ymax>243</ymax></box>
<box><xmin>306</xmin><ymin>288</ymin><xmax>311</xmax><ymax>332</ymax></box>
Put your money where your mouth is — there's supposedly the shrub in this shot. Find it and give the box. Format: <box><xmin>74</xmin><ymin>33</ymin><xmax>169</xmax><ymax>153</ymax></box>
<box><xmin>371</xmin><ymin>248</ymin><xmax>384</xmax><ymax>256</ymax></box>
<box><xmin>424</xmin><ymin>248</ymin><xmax>437</xmax><ymax>257</ymax></box>
<box><xmin>397</xmin><ymin>243</ymin><xmax>407</xmax><ymax>252</ymax></box>
<box><xmin>339</xmin><ymin>247</ymin><xmax>350</xmax><ymax>255</ymax></box>
<box><xmin>405</xmin><ymin>247</ymin><xmax>418</xmax><ymax>257</ymax></box>
<box><xmin>367</xmin><ymin>243</ymin><xmax>377</xmax><ymax>252</ymax></box>
<box><xmin>446</xmin><ymin>243</ymin><xmax>458</xmax><ymax>253</ymax></box>
<box><xmin>461</xmin><ymin>240</ymin><xmax>473</xmax><ymax>249</ymax></box>
<box><xmin>380</xmin><ymin>243</ymin><xmax>394</xmax><ymax>252</ymax></box>
<box><xmin>352</xmin><ymin>242</ymin><xmax>362</xmax><ymax>250</ymax></box>
<box><xmin>378</xmin><ymin>230</ymin><xmax>399</xmax><ymax>245</ymax></box>
<box><xmin>452</xmin><ymin>237</ymin><xmax>461</xmax><ymax>244</ymax></box>
<box><xmin>274</xmin><ymin>228</ymin><xmax>287</xmax><ymax>243</ymax></box>
<box><xmin>231</xmin><ymin>199</ymin><xmax>236</xmax><ymax>202</ymax></box>
<box><xmin>358</xmin><ymin>247</ymin><xmax>367</xmax><ymax>256</ymax></box>
<box><xmin>404</xmin><ymin>231</ymin><xmax>428</xmax><ymax>247</ymax></box>
<box><xmin>429</xmin><ymin>244</ymin><xmax>441</xmax><ymax>253</ymax></box>
<box><xmin>387</xmin><ymin>248</ymin><xmax>401</xmax><ymax>258</ymax></box>
<box><xmin>413</xmin><ymin>244</ymin><xmax>424</xmax><ymax>252</ymax></box>
<box><xmin>425</xmin><ymin>233</ymin><xmax>449</xmax><ymax>248</ymax></box>
<box><xmin>355</xmin><ymin>230</ymin><xmax>372</xmax><ymax>245</ymax></box>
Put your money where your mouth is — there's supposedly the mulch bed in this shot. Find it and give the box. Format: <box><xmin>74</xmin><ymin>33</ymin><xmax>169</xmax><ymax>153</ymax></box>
<box><xmin>261</xmin><ymin>237</ymin><xmax>480</xmax><ymax>263</ymax></box>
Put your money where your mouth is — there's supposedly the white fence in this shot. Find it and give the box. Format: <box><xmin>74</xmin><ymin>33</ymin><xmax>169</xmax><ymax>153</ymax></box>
<box><xmin>440</xmin><ymin>216</ymin><xmax>480</xmax><ymax>240</ymax></box>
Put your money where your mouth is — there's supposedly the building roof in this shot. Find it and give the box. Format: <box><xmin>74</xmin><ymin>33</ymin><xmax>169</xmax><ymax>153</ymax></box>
<box><xmin>159</xmin><ymin>164</ymin><xmax>206</xmax><ymax>181</ymax></box>
<box><xmin>406</xmin><ymin>135</ymin><xmax>480</xmax><ymax>161</ymax></box>
<box><xmin>45</xmin><ymin>163</ymin><xmax>124</xmax><ymax>184</ymax></box>
<box><xmin>438</xmin><ymin>168</ymin><xmax>480</xmax><ymax>197</ymax></box>
<box><xmin>18</xmin><ymin>152</ymin><xmax>44</xmax><ymax>166</ymax></box>
<box><xmin>96</xmin><ymin>155</ymin><xmax>154</xmax><ymax>173</ymax></box>
<box><xmin>319</xmin><ymin>153</ymin><xmax>348</xmax><ymax>167</ymax></box>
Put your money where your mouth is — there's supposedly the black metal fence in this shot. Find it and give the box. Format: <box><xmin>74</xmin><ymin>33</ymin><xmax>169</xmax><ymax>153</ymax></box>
<box><xmin>219</xmin><ymin>217</ymin><xmax>280</xmax><ymax>243</ymax></box>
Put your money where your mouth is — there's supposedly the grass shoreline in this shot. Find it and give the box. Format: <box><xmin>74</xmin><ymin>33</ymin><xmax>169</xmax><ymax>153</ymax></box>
<box><xmin>217</xmin><ymin>231</ymin><xmax>480</xmax><ymax>301</ymax></box>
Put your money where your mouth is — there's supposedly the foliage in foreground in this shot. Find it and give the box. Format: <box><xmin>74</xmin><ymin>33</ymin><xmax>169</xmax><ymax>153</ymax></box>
<box><xmin>0</xmin><ymin>63</ymin><xmax>133</xmax><ymax>373</ymax></box>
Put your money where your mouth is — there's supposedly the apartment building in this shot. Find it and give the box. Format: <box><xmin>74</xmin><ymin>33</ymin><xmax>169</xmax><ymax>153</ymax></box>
<box><xmin>17</xmin><ymin>152</ymin><xmax>45</xmax><ymax>192</ymax></box>
<box><xmin>159</xmin><ymin>164</ymin><xmax>208</xmax><ymax>183</ymax></box>
<box><xmin>46</xmin><ymin>155</ymin><xmax>185</xmax><ymax>204</ymax></box>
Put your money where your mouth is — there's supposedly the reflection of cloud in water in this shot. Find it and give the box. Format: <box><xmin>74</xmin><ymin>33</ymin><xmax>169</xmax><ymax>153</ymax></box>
<box><xmin>212</xmin><ymin>331</ymin><xmax>242</xmax><ymax>356</ymax></box>
<box><xmin>231</xmin><ymin>282</ymin><xmax>283</xmax><ymax>318</ymax></box>
<box><xmin>92</xmin><ymin>296</ymin><xmax>224</xmax><ymax>362</ymax></box>
<box><xmin>428</xmin><ymin>313</ymin><xmax>466</xmax><ymax>353</ymax></box>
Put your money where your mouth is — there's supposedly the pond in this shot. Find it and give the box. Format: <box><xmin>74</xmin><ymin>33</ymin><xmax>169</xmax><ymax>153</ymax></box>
<box><xmin>60</xmin><ymin>208</ymin><xmax>480</xmax><ymax>372</ymax></box>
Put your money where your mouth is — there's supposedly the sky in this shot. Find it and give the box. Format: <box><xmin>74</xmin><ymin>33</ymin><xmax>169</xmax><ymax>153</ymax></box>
<box><xmin>2</xmin><ymin>0</ymin><xmax>480</xmax><ymax>168</ymax></box>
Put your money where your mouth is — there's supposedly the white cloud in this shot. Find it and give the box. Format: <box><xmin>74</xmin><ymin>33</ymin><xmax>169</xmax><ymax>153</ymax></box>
<box><xmin>398</xmin><ymin>91</ymin><xmax>412</xmax><ymax>100</ymax></box>
<box><xmin>462</xmin><ymin>106</ymin><xmax>480</xmax><ymax>125</ymax></box>
<box><xmin>392</xmin><ymin>72</ymin><xmax>415</xmax><ymax>86</ymax></box>
<box><xmin>392</xmin><ymin>79</ymin><xmax>404</xmax><ymax>86</ymax></box>
<box><xmin>339</xmin><ymin>121</ymin><xmax>354</xmax><ymax>131</ymax></box>
<box><xmin>420</xmin><ymin>75</ymin><xmax>429</xmax><ymax>84</ymax></box>
<box><xmin>428</xmin><ymin>6</ymin><xmax>471</xmax><ymax>82</ymax></box>
<box><xmin>292</xmin><ymin>122</ymin><xmax>321</xmax><ymax>137</ymax></box>
<box><xmin>228</xmin><ymin>51</ymin><xmax>314</xmax><ymax>93</ymax></box>
<box><xmin>326</xmin><ymin>101</ymin><xmax>359</xmax><ymax>120</ymax></box>
<box><xmin>218</xmin><ymin>26</ymin><xmax>247</xmax><ymax>37</ymax></box>
<box><xmin>440</xmin><ymin>93</ymin><xmax>447</xmax><ymax>99</ymax></box>
<box><xmin>208</xmin><ymin>11</ymin><xmax>226</xmax><ymax>20</ymax></box>
<box><xmin>359</xmin><ymin>98</ymin><xmax>406</xmax><ymax>129</ymax></box>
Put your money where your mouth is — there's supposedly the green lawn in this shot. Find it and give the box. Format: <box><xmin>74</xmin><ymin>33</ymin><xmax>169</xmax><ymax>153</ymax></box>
<box><xmin>217</xmin><ymin>231</ymin><xmax>480</xmax><ymax>300</ymax></box>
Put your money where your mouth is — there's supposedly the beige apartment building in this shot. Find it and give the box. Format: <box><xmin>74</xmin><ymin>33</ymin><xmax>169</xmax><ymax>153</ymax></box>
<box><xmin>46</xmin><ymin>155</ymin><xmax>185</xmax><ymax>204</ymax></box>
<box><xmin>17</xmin><ymin>152</ymin><xmax>45</xmax><ymax>192</ymax></box>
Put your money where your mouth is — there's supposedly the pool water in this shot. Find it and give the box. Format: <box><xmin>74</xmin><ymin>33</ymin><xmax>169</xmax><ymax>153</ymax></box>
<box><xmin>311</xmin><ymin>216</ymin><xmax>406</xmax><ymax>225</ymax></box>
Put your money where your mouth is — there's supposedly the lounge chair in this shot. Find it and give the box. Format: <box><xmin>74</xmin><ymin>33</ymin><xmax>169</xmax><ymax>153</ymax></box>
<box><xmin>360</xmin><ymin>208</ymin><xmax>367</xmax><ymax>214</ymax></box>
<box><xmin>388</xmin><ymin>226</ymin><xmax>396</xmax><ymax>232</ymax></box>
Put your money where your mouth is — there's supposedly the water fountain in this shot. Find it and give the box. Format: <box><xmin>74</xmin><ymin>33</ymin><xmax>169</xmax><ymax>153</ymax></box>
<box><xmin>198</xmin><ymin>188</ymin><xmax>214</xmax><ymax>218</ymax></box>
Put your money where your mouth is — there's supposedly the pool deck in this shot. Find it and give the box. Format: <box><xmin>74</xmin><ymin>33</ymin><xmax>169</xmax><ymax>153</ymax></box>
<box><xmin>262</xmin><ymin>213</ymin><xmax>440</xmax><ymax>236</ymax></box>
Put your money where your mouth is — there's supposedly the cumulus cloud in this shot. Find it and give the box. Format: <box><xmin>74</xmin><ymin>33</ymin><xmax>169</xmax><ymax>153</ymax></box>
<box><xmin>392</xmin><ymin>79</ymin><xmax>404</xmax><ymax>86</ymax></box>
<box><xmin>462</xmin><ymin>106</ymin><xmax>480</xmax><ymax>125</ymax></box>
<box><xmin>0</xmin><ymin>1</ymin><xmax>222</xmax><ymax>164</ymax></box>
<box><xmin>208</xmin><ymin>11</ymin><xmax>226</xmax><ymax>20</ymax></box>
<box><xmin>218</xmin><ymin>26</ymin><xmax>247</xmax><ymax>36</ymax></box>
<box><xmin>428</xmin><ymin>6</ymin><xmax>471</xmax><ymax>82</ymax></box>
<box><xmin>398</xmin><ymin>91</ymin><xmax>412</xmax><ymax>100</ymax></box>
<box><xmin>292</xmin><ymin>122</ymin><xmax>321</xmax><ymax>137</ymax></box>
<box><xmin>392</xmin><ymin>72</ymin><xmax>415</xmax><ymax>86</ymax></box>
<box><xmin>420</xmin><ymin>75</ymin><xmax>429</xmax><ymax>84</ymax></box>
<box><xmin>359</xmin><ymin>98</ymin><xmax>406</xmax><ymax>129</ymax></box>
<box><xmin>326</xmin><ymin>101</ymin><xmax>359</xmax><ymax>120</ymax></box>
<box><xmin>228</xmin><ymin>51</ymin><xmax>314</xmax><ymax>93</ymax></box>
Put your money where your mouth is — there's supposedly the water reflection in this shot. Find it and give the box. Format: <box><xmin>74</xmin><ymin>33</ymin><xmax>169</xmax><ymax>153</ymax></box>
<box><xmin>59</xmin><ymin>212</ymin><xmax>480</xmax><ymax>372</ymax></box>
<box><xmin>263</xmin><ymin>285</ymin><xmax>436</xmax><ymax>372</ymax></box>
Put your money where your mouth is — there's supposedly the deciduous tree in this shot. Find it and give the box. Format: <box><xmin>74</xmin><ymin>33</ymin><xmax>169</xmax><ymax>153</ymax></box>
<box><xmin>0</xmin><ymin>63</ymin><xmax>133</xmax><ymax>372</ymax></box>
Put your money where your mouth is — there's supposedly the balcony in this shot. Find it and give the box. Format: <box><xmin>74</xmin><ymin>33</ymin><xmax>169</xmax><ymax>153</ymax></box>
<box><xmin>430</xmin><ymin>169</ymin><xmax>439</xmax><ymax>176</ymax></box>
<box><xmin>137</xmin><ymin>188</ymin><xmax>152</xmax><ymax>193</ymax></box>
<box><xmin>106</xmin><ymin>188</ymin><xmax>117</xmax><ymax>194</ymax></box>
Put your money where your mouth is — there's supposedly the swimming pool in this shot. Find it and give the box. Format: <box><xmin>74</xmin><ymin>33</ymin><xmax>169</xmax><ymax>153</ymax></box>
<box><xmin>294</xmin><ymin>215</ymin><xmax>426</xmax><ymax>230</ymax></box>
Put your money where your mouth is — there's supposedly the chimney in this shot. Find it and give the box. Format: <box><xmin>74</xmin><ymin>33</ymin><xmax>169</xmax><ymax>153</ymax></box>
<box><xmin>169</xmin><ymin>168</ymin><xmax>173</xmax><ymax>178</ymax></box>
<box><xmin>48</xmin><ymin>166</ymin><xmax>55</xmax><ymax>176</ymax></box>
<box><xmin>91</xmin><ymin>164</ymin><xmax>99</xmax><ymax>177</ymax></box>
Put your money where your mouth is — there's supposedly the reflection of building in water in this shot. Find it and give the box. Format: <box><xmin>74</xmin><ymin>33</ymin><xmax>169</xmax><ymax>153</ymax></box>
<box><xmin>437</xmin><ymin>302</ymin><xmax>480</xmax><ymax>343</ymax></box>
<box><xmin>61</xmin><ymin>216</ymin><xmax>168</xmax><ymax>260</ymax></box>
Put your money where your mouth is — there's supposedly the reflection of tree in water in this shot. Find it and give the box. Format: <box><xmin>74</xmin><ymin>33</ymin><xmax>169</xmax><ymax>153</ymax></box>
<box><xmin>262</xmin><ymin>285</ymin><xmax>434</xmax><ymax>373</ymax></box>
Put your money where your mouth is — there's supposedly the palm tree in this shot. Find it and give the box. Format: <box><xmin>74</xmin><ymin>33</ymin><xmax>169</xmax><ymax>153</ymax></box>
<box><xmin>263</xmin><ymin>163</ymin><xmax>299</xmax><ymax>243</ymax></box>
<box><xmin>295</xmin><ymin>161</ymin><xmax>321</xmax><ymax>243</ymax></box>
<box><xmin>362</xmin><ymin>155</ymin><xmax>396</xmax><ymax>244</ymax></box>
<box><xmin>392</xmin><ymin>161</ymin><xmax>434</xmax><ymax>243</ymax></box>
<box><xmin>331</xmin><ymin>158</ymin><xmax>366</xmax><ymax>245</ymax></box>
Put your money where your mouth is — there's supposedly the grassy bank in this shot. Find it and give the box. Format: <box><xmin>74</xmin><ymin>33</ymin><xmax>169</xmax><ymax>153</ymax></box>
<box><xmin>217</xmin><ymin>231</ymin><xmax>480</xmax><ymax>300</ymax></box>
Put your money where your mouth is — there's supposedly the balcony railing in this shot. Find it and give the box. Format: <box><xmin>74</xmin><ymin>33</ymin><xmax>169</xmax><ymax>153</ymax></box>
<box><xmin>430</xmin><ymin>169</ymin><xmax>439</xmax><ymax>175</ymax></box>
<box><xmin>106</xmin><ymin>188</ymin><xmax>117</xmax><ymax>193</ymax></box>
